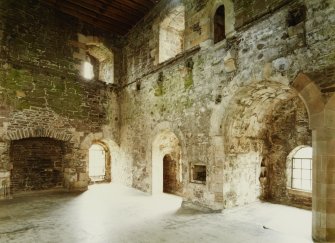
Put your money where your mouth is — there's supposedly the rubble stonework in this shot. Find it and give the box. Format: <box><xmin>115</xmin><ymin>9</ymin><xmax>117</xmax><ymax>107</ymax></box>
<box><xmin>0</xmin><ymin>0</ymin><xmax>334</xmax><ymax>241</ymax></box>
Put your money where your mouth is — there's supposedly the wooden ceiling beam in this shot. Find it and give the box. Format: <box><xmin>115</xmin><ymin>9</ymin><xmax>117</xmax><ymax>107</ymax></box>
<box><xmin>64</xmin><ymin>0</ymin><xmax>132</xmax><ymax>28</ymax></box>
<box><xmin>101</xmin><ymin>0</ymin><xmax>149</xmax><ymax>14</ymax></box>
<box><xmin>65</xmin><ymin>0</ymin><xmax>136</xmax><ymax>27</ymax></box>
<box><xmin>77</xmin><ymin>0</ymin><xmax>142</xmax><ymax>22</ymax></box>
<box><xmin>44</xmin><ymin>0</ymin><xmax>127</xmax><ymax>35</ymax></box>
<box><xmin>44</xmin><ymin>0</ymin><xmax>160</xmax><ymax>36</ymax></box>
<box><xmin>127</xmin><ymin>0</ymin><xmax>154</xmax><ymax>9</ymax></box>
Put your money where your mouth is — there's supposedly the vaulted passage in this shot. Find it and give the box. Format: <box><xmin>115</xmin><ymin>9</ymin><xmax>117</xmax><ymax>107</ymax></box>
<box><xmin>10</xmin><ymin>138</ymin><xmax>65</xmax><ymax>193</ymax></box>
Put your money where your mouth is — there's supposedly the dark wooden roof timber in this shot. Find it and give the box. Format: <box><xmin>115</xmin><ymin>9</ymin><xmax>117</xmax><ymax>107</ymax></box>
<box><xmin>44</xmin><ymin>0</ymin><xmax>159</xmax><ymax>35</ymax></box>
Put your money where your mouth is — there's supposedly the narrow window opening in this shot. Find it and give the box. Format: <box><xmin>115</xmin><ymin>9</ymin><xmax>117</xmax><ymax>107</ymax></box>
<box><xmin>82</xmin><ymin>60</ymin><xmax>94</xmax><ymax>80</ymax></box>
<box><xmin>291</xmin><ymin>147</ymin><xmax>312</xmax><ymax>191</ymax></box>
<box><xmin>214</xmin><ymin>5</ymin><xmax>226</xmax><ymax>44</ymax></box>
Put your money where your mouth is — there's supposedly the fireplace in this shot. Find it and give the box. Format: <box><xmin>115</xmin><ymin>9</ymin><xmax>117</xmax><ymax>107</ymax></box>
<box><xmin>10</xmin><ymin>137</ymin><xmax>65</xmax><ymax>193</ymax></box>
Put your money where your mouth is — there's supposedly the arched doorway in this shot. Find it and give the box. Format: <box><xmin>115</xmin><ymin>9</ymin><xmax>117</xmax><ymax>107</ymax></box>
<box><xmin>88</xmin><ymin>143</ymin><xmax>110</xmax><ymax>183</ymax></box>
<box><xmin>152</xmin><ymin>130</ymin><xmax>182</xmax><ymax>195</ymax></box>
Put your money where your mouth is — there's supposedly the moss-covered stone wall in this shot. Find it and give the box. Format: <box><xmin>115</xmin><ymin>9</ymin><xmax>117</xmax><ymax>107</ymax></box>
<box><xmin>0</xmin><ymin>0</ymin><xmax>121</xmax><ymax>196</ymax></box>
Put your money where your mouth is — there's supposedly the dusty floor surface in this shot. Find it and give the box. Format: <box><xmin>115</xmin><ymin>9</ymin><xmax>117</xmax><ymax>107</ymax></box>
<box><xmin>0</xmin><ymin>184</ymin><xmax>312</xmax><ymax>243</ymax></box>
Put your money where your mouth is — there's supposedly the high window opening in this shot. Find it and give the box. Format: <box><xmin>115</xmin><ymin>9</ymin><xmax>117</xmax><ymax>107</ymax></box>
<box><xmin>159</xmin><ymin>6</ymin><xmax>185</xmax><ymax>63</ymax></box>
<box><xmin>82</xmin><ymin>60</ymin><xmax>94</xmax><ymax>80</ymax></box>
<box><xmin>214</xmin><ymin>5</ymin><xmax>226</xmax><ymax>44</ymax></box>
<box><xmin>291</xmin><ymin>146</ymin><xmax>312</xmax><ymax>191</ymax></box>
<box><xmin>89</xmin><ymin>144</ymin><xmax>107</xmax><ymax>182</ymax></box>
<box><xmin>76</xmin><ymin>35</ymin><xmax>114</xmax><ymax>84</ymax></box>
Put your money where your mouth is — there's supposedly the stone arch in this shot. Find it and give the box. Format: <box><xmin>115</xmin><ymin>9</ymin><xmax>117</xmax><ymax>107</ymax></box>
<box><xmin>325</xmin><ymin>93</ymin><xmax>335</xmax><ymax>130</ymax></box>
<box><xmin>210</xmin><ymin>0</ymin><xmax>235</xmax><ymax>41</ymax></box>
<box><xmin>292</xmin><ymin>73</ymin><xmax>325</xmax><ymax>129</ymax></box>
<box><xmin>4</xmin><ymin>107</ymin><xmax>75</xmax><ymax>142</ymax></box>
<box><xmin>326</xmin><ymin>93</ymin><xmax>335</xmax><ymax>110</ymax></box>
<box><xmin>149</xmin><ymin>122</ymin><xmax>186</xmax><ymax>195</ymax></box>
<box><xmin>6</xmin><ymin>127</ymin><xmax>72</xmax><ymax>142</ymax></box>
<box><xmin>220</xmin><ymin>79</ymin><xmax>299</xmax><ymax>207</ymax></box>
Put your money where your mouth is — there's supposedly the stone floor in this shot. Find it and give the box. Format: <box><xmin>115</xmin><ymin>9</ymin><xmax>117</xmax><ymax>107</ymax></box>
<box><xmin>0</xmin><ymin>183</ymin><xmax>313</xmax><ymax>243</ymax></box>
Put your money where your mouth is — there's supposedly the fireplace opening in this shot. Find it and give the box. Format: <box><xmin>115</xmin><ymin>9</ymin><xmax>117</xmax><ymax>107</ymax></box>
<box><xmin>10</xmin><ymin>137</ymin><xmax>65</xmax><ymax>193</ymax></box>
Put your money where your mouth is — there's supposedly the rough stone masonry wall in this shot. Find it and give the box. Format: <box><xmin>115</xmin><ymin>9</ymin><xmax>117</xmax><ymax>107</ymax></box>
<box><xmin>0</xmin><ymin>0</ymin><xmax>122</xmax><ymax>197</ymax></box>
<box><xmin>120</xmin><ymin>0</ymin><xmax>335</xmax><ymax>211</ymax></box>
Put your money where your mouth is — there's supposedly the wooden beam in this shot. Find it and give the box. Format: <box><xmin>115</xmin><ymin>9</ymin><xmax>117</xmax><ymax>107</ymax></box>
<box><xmin>62</xmin><ymin>0</ymin><xmax>132</xmax><ymax>29</ymax></box>
<box><xmin>127</xmin><ymin>0</ymin><xmax>154</xmax><ymax>10</ymax></box>
<box><xmin>43</xmin><ymin>0</ymin><xmax>160</xmax><ymax>35</ymax></box>
<box><xmin>44</xmin><ymin>0</ymin><xmax>127</xmax><ymax>35</ymax></box>
<box><xmin>102</xmin><ymin>0</ymin><xmax>148</xmax><ymax>15</ymax></box>
<box><xmin>67</xmin><ymin>0</ymin><xmax>140</xmax><ymax>25</ymax></box>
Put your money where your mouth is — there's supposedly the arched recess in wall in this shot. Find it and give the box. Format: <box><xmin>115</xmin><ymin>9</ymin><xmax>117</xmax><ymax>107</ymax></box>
<box><xmin>151</xmin><ymin>129</ymin><xmax>182</xmax><ymax>195</ymax></box>
<box><xmin>220</xmin><ymin>80</ymin><xmax>312</xmax><ymax>208</ymax></box>
<box><xmin>211</xmin><ymin>0</ymin><xmax>235</xmax><ymax>42</ymax></box>
<box><xmin>159</xmin><ymin>5</ymin><xmax>185</xmax><ymax>63</ymax></box>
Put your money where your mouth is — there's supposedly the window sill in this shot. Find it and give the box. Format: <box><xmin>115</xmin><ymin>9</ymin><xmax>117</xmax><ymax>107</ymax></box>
<box><xmin>287</xmin><ymin>188</ymin><xmax>312</xmax><ymax>197</ymax></box>
<box><xmin>190</xmin><ymin>180</ymin><xmax>206</xmax><ymax>185</ymax></box>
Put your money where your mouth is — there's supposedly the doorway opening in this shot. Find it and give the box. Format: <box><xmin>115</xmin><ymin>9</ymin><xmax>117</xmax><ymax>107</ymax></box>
<box><xmin>163</xmin><ymin>154</ymin><xmax>179</xmax><ymax>195</ymax></box>
<box><xmin>89</xmin><ymin>144</ymin><xmax>108</xmax><ymax>183</ymax></box>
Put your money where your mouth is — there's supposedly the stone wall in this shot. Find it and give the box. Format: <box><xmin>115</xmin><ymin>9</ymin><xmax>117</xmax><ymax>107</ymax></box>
<box><xmin>0</xmin><ymin>0</ymin><xmax>123</xmax><ymax>197</ymax></box>
<box><xmin>120</xmin><ymin>0</ymin><xmax>335</xmax><ymax>211</ymax></box>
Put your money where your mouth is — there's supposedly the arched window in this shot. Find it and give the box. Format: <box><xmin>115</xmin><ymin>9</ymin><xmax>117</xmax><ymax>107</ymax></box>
<box><xmin>290</xmin><ymin>146</ymin><xmax>312</xmax><ymax>191</ymax></box>
<box><xmin>214</xmin><ymin>5</ymin><xmax>226</xmax><ymax>44</ymax></box>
